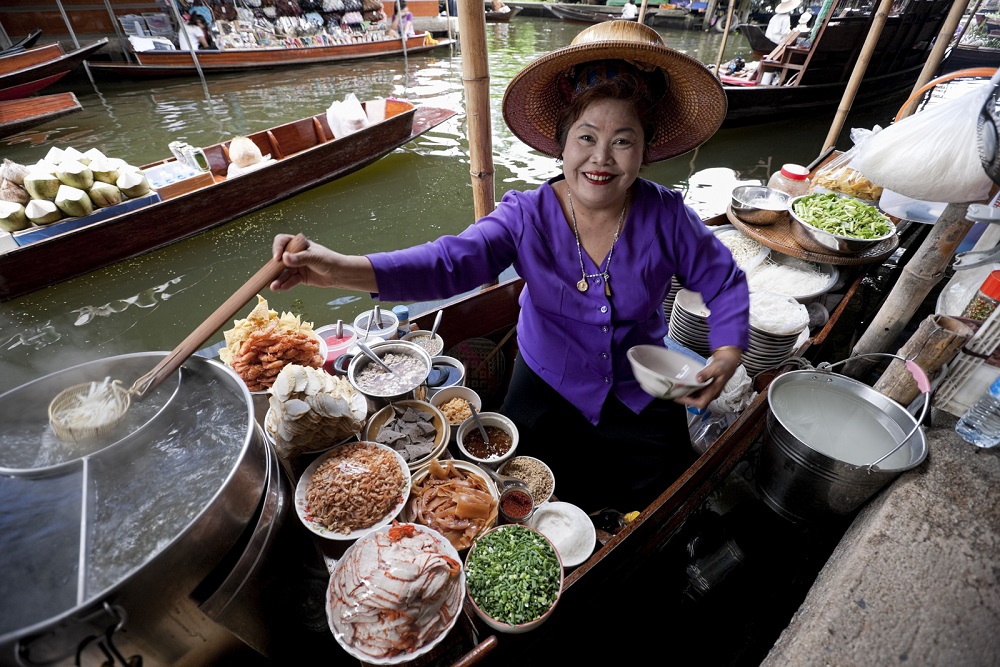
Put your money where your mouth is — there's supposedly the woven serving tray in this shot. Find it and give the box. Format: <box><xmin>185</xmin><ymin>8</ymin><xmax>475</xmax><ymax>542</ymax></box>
<box><xmin>726</xmin><ymin>206</ymin><xmax>899</xmax><ymax>266</ymax></box>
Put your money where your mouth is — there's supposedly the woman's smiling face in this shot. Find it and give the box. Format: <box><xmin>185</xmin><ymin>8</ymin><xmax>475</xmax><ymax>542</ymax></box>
<box><xmin>561</xmin><ymin>97</ymin><xmax>644</xmax><ymax>211</ymax></box>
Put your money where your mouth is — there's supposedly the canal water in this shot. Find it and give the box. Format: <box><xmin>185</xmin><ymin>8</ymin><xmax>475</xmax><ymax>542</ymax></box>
<box><xmin>1</xmin><ymin>17</ymin><xmax>909</xmax><ymax>389</ymax></box>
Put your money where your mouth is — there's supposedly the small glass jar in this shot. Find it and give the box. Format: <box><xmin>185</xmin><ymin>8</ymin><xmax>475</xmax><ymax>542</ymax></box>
<box><xmin>767</xmin><ymin>163</ymin><xmax>810</xmax><ymax>197</ymax></box>
<box><xmin>962</xmin><ymin>270</ymin><xmax>1000</xmax><ymax>322</ymax></box>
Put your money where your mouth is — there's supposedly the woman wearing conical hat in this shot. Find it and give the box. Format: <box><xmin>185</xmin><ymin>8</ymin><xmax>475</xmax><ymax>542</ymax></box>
<box><xmin>271</xmin><ymin>22</ymin><xmax>750</xmax><ymax>512</ymax></box>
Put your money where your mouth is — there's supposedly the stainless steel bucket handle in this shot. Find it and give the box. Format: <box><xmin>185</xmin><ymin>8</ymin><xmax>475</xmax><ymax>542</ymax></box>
<box><xmin>816</xmin><ymin>353</ymin><xmax>931</xmax><ymax>472</ymax></box>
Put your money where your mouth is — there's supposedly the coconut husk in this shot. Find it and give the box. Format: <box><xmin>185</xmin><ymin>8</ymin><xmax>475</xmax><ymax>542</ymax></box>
<box><xmin>0</xmin><ymin>178</ymin><xmax>30</xmax><ymax>205</ymax></box>
<box><xmin>1</xmin><ymin>159</ymin><xmax>29</xmax><ymax>186</ymax></box>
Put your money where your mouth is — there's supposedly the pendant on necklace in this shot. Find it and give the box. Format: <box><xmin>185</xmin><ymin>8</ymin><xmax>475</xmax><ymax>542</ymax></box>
<box><xmin>577</xmin><ymin>278</ymin><xmax>589</xmax><ymax>292</ymax></box>
<box><xmin>605</xmin><ymin>280</ymin><xmax>611</xmax><ymax>297</ymax></box>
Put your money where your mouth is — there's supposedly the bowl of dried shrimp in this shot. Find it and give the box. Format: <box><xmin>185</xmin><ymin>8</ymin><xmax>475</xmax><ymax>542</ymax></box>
<box><xmin>295</xmin><ymin>441</ymin><xmax>410</xmax><ymax>541</ymax></box>
<box><xmin>327</xmin><ymin>522</ymin><xmax>465</xmax><ymax>664</ymax></box>
<box><xmin>403</xmin><ymin>458</ymin><xmax>499</xmax><ymax>552</ymax></box>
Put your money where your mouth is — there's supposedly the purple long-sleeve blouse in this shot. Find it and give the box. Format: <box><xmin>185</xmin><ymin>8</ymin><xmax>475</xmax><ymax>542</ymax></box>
<box><xmin>368</xmin><ymin>177</ymin><xmax>750</xmax><ymax>424</ymax></box>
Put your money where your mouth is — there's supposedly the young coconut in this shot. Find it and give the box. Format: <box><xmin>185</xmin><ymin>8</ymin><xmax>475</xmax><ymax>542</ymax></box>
<box><xmin>44</xmin><ymin>146</ymin><xmax>66</xmax><ymax>165</ymax></box>
<box><xmin>0</xmin><ymin>201</ymin><xmax>29</xmax><ymax>232</ymax></box>
<box><xmin>117</xmin><ymin>170</ymin><xmax>151</xmax><ymax>198</ymax></box>
<box><xmin>62</xmin><ymin>146</ymin><xmax>85</xmax><ymax>164</ymax></box>
<box><xmin>229</xmin><ymin>136</ymin><xmax>263</xmax><ymax>168</ymax></box>
<box><xmin>33</xmin><ymin>159</ymin><xmax>58</xmax><ymax>175</ymax></box>
<box><xmin>1</xmin><ymin>159</ymin><xmax>29</xmax><ymax>186</ymax></box>
<box><xmin>25</xmin><ymin>199</ymin><xmax>62</xmax><ymax>225</ymax></box>
<box><xmin>55</xmin><ymin>184</ymin><xmax>94</xmax><ymax>218</ymax></box>
<box><xmin>88</xmin><ymin>181</ymin><xmax>123</xmax><ymax>208</ymax></box>
<box><xmin>56</xmin><ymin>160</ymin><xmax>95</xmax><ymax>190</ymax></box>
<box><xmin>24</xmin><ymin>170</ymin><xmax>61</xmax><ymax>200</ymax></box>
<box><xmin>0</xmin><ymin>178</ymin><xmax>30</xmax><ymax>205</ymax></box>
<box><xmin>81</xmin><ymin>147</ymin><xmax>106</xmax><ymax>166</ymax></box>
<box><xmin>88</xmin><ymin>157</ymin><xmax>120</xmax><ymax>184</ymax></box>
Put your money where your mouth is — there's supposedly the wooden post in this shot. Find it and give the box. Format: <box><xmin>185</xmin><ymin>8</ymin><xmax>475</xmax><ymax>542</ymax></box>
<box><xmin>841</xmin><ymin>202</ymin><xmax>983</xmax><ymax>379</ymax></box>
<box><xmin>873</xmin><ymin>315</ymin><xmax>973</xmax><ymax>406</ymax></box>
<box><xmin>703</xmin><ymin>0</ymin><xmax>718</xmax><ymax>32</ymax></box>
<box><xmin>713</xmin><ymin>0</ymin><xmax>738</xmax><ymax>75</ymax></box>
<box><xmin>897</xmin><ymin>0</ymin><xmax>972</xmax><ymax>121</ymax></box>
<box><xmin>821</xmin><ymin>0</ymin><xmax>893</xmax><ymax>152</ymax></box>
<box><xmin>457</xmin><ymin>0</ymin><xmax>495</xmax><ymax>223</ymax></box>
<box><xmin>638</xmin><ymin>0</ymin><xmax>649</xmax><ymax>25</ymax></box>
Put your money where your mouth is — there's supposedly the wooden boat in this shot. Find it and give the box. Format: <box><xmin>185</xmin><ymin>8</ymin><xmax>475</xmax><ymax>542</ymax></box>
<box><xmin>0</xmin><ymin>39</ymin><xmax>107</xmax><ymax>101</ymax></box>
<box><xmin>0</xmin><ymin>100</ymin><xmax>456</xmax><ymax>302</ymax></box>
<box><xmin>0</xmin><ymin>91</ymin><xmax>81</xmax><ymax>137</ymax></box>
<box><xmin>721</xmin><ymin>0</ymin><xmax>952</xmax><ymax>126</ymax></box>
<box><xmin>0</xmin><ymin>29</ymin><xmax>43</xmax><ymax>57</ymax></box>
<box><xmin>939</xmin><ymin>43</ymin><xmax>1000</xmax><ymax>74</ymax></box>
<box><xmin>738</xmin><ymin>22</ymin><xmax>778</xmax><ymax>59</ymax></box>
<box><xmin>543</xmin><ymin>3</ymin><xmax>657</xmax><ymax>25</ymax></box>
<box><xmin>485</xmin><ymin>5</ymin><xmax>522</xmax><ymax>22</ymax></box>
<box><xmin>85</xmin><ymin>34</ymin><xmax>453</xmax><ymax>79</ymax></box>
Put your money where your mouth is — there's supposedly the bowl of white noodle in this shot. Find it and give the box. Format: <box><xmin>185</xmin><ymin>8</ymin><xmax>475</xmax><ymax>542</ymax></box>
<box><xmin>746</xmin><ymin>255</ymin><xmax>839</xmax><ymax>304</ymax></box>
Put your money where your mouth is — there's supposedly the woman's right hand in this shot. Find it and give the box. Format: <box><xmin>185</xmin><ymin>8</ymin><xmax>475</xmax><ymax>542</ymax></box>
<box><xmin>270</xmin><ymin>233</ymin><xmax>378</xmax><ymax>293</ymax></box>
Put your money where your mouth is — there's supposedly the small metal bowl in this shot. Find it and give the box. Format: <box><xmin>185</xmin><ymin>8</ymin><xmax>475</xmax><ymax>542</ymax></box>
<box><xmin>731</xmin><ymin>186</ymin><xmax>791</xmax><ymax>226</ymax></box>
<box><xmin>788</xmin><ymin>194</ymin><xmax>896</xmax><ymax>256</ymax></box>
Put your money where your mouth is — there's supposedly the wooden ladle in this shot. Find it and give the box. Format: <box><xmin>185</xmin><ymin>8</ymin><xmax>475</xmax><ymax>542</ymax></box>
<box><xmin>48</xmin><ymin>234</ymin><xmax>309</xmax><ymax>443</ymax></box>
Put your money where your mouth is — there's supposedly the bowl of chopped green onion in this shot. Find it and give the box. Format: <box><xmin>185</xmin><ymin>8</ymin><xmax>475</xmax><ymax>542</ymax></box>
<box><xmin>789</xmin><ymin>193</ymin><xmax>895</xmax><ymax>255</ymax></box>
<box><xmin>464</xmin><ymin>524</ymin><xmax>563</xmax><ymax>634</ymax></box>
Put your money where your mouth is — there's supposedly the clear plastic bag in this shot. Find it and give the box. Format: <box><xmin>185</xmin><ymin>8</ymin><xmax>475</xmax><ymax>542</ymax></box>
<box><xmin>811</xmin><ymin>127</ymin><xmax>883</xmax><ymax>203</ymax></box>
<box><xmin>853</xmin><ymin>83</ymin><xmax>996</xmax><ymax>203</ymax></box>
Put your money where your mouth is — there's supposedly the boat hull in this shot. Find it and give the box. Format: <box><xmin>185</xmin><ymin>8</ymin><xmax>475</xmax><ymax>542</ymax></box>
<box><xmin>0</xmin><ymin>40</ymin><xmax>106</xmax><ymax>100</ymax></box>
<box><xmin>86</xmin><ymin>35</ymin><xmax>452</xmax><ymax>78</ymax></box>
<box><xmin>0</xmin><ymin>91</ymin><xmax>81</xmax><ymax>137</ymax></box>
<box><xmin>0</xmin><ymin>105</ymin><xmax>456</xmax><ymax>301</ymax></box>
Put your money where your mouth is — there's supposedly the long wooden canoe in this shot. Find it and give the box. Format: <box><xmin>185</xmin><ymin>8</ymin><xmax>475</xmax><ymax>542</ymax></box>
<box><xmin>0</xmin><ymin>91</ymin><xmax>81</xmax><ymax>137</ymax></box>
<box><xmin>0</xmin><ymin>40</ymin><xmax>106</xmax><ymax>101</ymax></box>
<box><xmin>485</xmin><ymin>6</ymin><xmax>522</xmax><ymax>22</ymax></box>
<box><xmin>0</xmin><ymin>100</ymin><xmax>456</xmax><ymax>302</ymax></box>
<box><xmin>0</xmin><ymin>30</ymin><xmax>43</xmax><ymax>57</ymax></box>
<box><xmin>542</xmin><ymin>3</ymin><xmax>656</xmax><ymax>25</ymax></box>
<box><xmin>85</xmin><ymin>34</ymin><xmax>452</xmax><ymax>79</ymax></box>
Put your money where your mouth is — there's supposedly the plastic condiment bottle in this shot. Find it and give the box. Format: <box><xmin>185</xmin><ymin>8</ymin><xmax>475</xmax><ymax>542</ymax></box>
<box><xmin>767</xmin><ymin>164</ymin><xmax>810</xmax><ymax>197</ymax></box>
<box><xmin>961</xmin><ymin>270</ymin><xmax>1000</xmax><ymax>322</ymax></box>
<box><xmin>392</xmin><ymin>305</ymin><xmax>410</xmax><ymax>338</ymax></box>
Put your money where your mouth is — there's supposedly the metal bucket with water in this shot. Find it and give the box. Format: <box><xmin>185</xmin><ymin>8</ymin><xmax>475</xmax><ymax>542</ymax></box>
<box><xmin>757</xmin><ymin>354</ymin><xmax>930</xmax><ymax>524</ymax></box>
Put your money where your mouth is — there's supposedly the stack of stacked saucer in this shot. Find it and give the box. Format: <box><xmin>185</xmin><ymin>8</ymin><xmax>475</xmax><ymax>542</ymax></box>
<box><xmin>668</xmin><ymin>289</ymin><xmax>809</xmax><ymax>374</ymax></box>
<box><xmin>662</xmin><ymin>277</ymin><xmax>682</xmax><ymax>324</ymax></box>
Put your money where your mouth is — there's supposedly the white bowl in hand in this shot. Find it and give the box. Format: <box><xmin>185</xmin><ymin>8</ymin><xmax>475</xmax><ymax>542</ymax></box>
<box><xmin>627</xmin><ymin>345</ymin><xmax>711</xmax><ymax>400</ymax></box>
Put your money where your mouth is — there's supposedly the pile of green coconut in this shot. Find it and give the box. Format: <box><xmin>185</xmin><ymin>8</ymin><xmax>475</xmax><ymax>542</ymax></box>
<box><xmin>0</xmin><ymin>146</ymin><xmax>153</xmax><ymax>233</ymax></box>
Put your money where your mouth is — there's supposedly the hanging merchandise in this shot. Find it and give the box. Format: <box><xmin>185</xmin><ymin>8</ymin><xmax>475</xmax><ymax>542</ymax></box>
<box><xmin>852</xmin><ymin>77</ymin><xmax>999</xmax><ymax>203</ymax></box>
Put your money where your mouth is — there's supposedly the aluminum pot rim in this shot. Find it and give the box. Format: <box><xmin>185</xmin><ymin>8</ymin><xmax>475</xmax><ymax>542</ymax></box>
<box><xmin>346</xmin><ymin>339</ymin><xmax>433</xmax><ymax>398</ymax></box>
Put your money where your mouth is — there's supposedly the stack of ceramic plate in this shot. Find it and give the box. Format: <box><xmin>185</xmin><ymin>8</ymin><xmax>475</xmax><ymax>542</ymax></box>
<box><xmin>668</xmin><ymin>288</ymin><xmax>712</xmax><ymax>358</ymax></box>
<box><xmin>663</xmin><ymin>277</ymin><xmax>682</xmax><ymax>324</ymax></box>
<box><xmin>741</xmin><ymin>323</ymin><xmax>805</xmax><ymax>375</ymax></box>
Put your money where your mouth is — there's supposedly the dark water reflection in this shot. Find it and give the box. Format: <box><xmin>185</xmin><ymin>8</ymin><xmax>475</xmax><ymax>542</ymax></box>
<box><xmin>0</xmin><ymin>18</ymin><xmax>909</xmax><ymax>389</ymax></box>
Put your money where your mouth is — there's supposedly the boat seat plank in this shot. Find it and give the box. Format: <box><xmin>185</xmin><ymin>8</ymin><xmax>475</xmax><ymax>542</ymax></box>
<box><xmin>203</xmin><ymin>144</ymin><xmax>229</xmax><ymax>177</ymax></box>
<box><xmin>268</xmin><ymin>118</ymin><xmax>323</xmax><ymax>158</ymax></box>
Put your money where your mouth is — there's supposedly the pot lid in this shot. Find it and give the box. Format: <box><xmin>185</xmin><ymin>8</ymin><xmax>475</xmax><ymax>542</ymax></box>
<box><xmin>0</xmin><ymin>353</ymin><xmax>255</xmax><ymax>642</ymax></box>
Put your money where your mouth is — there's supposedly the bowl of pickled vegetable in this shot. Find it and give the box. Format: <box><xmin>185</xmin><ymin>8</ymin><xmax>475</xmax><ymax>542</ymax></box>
<box><xmin>464</xmin><ymin>524</ymin><xmax>563</xmax><ymax>634</ymax></box>
<box><xmin>789</xmin><ymin>193</ymin><xmax>895</xmax><ymax>256</ymax></box>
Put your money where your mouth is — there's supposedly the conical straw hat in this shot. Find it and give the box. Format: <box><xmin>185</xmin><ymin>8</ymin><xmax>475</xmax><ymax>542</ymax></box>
<box><xmin>502</xmin><ymin>21</ymin><xmax>727</xmax><ymax>163</ymax></box>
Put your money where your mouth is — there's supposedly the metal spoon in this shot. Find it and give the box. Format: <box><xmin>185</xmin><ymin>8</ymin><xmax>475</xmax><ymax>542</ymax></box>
<box><xmin>480</xmin><ymin>463</ymin><xmax>530</xmax><ymax>493</ymax></box>
<box><xmin>469</xmin><ymin>403</ymin><xmax>489</xmax><ymax>445</ymax></box>
<box><xmin>356</xmin><ymin>340</ymin><xmax>394</xmax><ymax>374</ymax></box>
<box><xmin>429</xmin><ymin>310</ymin><xmax>443</xmax><ymax>340</ymax></box>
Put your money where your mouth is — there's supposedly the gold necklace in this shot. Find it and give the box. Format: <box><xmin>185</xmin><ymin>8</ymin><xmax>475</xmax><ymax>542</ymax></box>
<box><xmin>567</xmin><ymin>188</ymin><xmax>628</xmax><ymax>297</ymax></box>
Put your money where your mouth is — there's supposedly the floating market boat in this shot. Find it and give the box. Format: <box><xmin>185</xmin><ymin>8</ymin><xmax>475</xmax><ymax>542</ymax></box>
<box><xmin>543</xmin><ymin>3</ymin><xmax>658</xmax><ymax>25</ymax></box>
<box><xmin>721</xmin><ymin>0</ymin><xmax>952</xmax><ymax>125</ymax></box>
<box><xmin>0</xmin><ymin>39</ymin><xmax>107</xmax><ymax>101</ymax></box>
<box><xmin>0</xmin><ymin>92</ymin><xmax>82</xmax><ymax>138</ymax></box>
<box><xmin>84</xmin><ymin>33</ymin><xmax>452</xmax><ymax>79</ymax></box>
<box><xmin>0</xmin><ymin>29</ymin><xmax>43</xmax><ymax>57</ymax></box>
<box><xmin>485</xmin><ymin>5</ymin><xmax>522</xmax><ymax>22</ymax></box>
<box><xmin>0</xmin><ymin>99</ymin><xmax>456</xmax><ymax>302</ymax></box>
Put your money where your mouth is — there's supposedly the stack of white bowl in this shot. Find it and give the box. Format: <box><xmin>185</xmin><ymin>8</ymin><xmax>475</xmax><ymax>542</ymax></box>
<box><xmin>668</xmin><ymin>288</ymin><xmax>807</xmax><ymax>374</ymax></box>
<box><xmin>662</xmin><ymin>277</ymin><xmax>682</xmax><ymax>324</ymax></box>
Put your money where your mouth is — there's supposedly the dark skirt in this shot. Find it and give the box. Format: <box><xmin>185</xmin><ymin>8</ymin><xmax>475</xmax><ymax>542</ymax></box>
<box><xmin>500</xmin><ymin>354</ymin><xmax>696</xmax><ymax>514</ymax></box>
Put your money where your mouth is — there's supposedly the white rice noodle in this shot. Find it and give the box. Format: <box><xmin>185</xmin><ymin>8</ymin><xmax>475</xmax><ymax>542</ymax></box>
<box><xmin>748</xmin><ymin>258</ymin><xmax>830</xmax><ymax>297</ymax></box>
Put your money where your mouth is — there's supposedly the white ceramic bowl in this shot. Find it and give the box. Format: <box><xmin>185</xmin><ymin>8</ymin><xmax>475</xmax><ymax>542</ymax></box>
<box><xmin>429</xmin><ymin>386</ymin><xmax>483</xmax><ymax>441</ymax></box>
<box><xmin>362</xmin><ymin>399</ymin><xmax>448</xmax><ymax>471</ymax></box>
<box><xmin>456</xmin><ymin>411</ymin><xmax>518</xmax><ymax>468</ymax></box>
<box><xmin>499</xmin><ymin>455</ymin><xmax>555</xmax><ymax>505</ymax></box>
<box><xmin>464</xmin><ymin>524</ymin><xmax>563</xmax><ymax>634</ymax></box>
<box><xmin>627</xmin><ymin>344</ymin><xmax>711</xmax><ymax>400</ymax></box>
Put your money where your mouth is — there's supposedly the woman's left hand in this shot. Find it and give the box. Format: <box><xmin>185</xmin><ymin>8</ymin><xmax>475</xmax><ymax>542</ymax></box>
<box><xmin>675</xmin><ymin>346</ymin><xmax>743</xmax><ymax>411</ymax></box>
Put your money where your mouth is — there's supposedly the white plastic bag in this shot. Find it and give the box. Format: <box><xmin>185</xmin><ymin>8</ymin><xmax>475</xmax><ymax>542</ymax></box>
<box><xmin>326</xmin><ymin>93</ymin><xmax>369</xmax><ymax>139</ymax></box>
<box><xmin>852</xmin><ymin>83</ymin><xmax>995</xmax><ymax>203</ymax></box>
<box><xmin>365</xmin><ymin>97</ymin><xmax>386</xmax><ymax>125</ymax></box>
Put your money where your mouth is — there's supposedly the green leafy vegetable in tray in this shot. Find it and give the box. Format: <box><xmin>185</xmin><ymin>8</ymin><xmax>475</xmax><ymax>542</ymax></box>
<box><xmin>466</xmin><ymin>525</ymin><xmax>561</xmax><ymax>626</ymax></box>
<box><xmin>793</xmin><ymin>193</ymin><xmax>893</xmax><ymax>239</ymax></box>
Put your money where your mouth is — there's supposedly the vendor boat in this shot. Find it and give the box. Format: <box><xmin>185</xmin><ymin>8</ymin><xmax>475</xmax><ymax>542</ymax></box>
<box><xmin>0</xmin><ymin>29</ymin><xmax>43</xmax><ymax>57</ymax></box>
<box><xmin>485</xmin><ymin>5</ymin><xmax>522</xmax><ymax>22</ymax></box>
<box><xmin>84</xmin><ymin>33</ymin><xmax>452</xmax><ymax>79</ymax></box>
<box><xmin>543</xmin><ymin>3</ymin><xmax>658</xmax><ymax>25</ymax></box>
<box><xmin>0</xmin><ymin>91</ymin><xmax>82</xmax><ymax>138</ymax></box>
<box><xmin>0</xmin><ymin>99</ymin><xmax>456</xmax><ymax>302</ymax></box>
<box><xmin>0</xmin><ymin>39</ymin><xmax>106</xmax><ymax>100</ymax></box>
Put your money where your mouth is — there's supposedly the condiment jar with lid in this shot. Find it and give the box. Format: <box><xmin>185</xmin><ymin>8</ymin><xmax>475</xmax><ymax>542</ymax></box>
<box><xmin>767</xmin><ymin>164</ymin><xmax>810</xmax><ymax>197</ymax></box>
<box><xmin>961</xmin><ymin>270</ymin><xmax>1000</xmax><ymax>322</ymax></box>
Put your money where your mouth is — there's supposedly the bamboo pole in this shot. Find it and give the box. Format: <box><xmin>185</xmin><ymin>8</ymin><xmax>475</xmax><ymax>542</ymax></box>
<box><xmin>821</xmin><ymin>0</ymin><xmax>893</xmax><ymax>152</ymax></box>
<box><xmin>457</xmin><ymin>0</ymin><xmax>495</xmax><ymax>223</ymax></box>
<box><xmin>897</xmin><ymin>0</ymin><xmax>972</xmax><ymax>121</ymax></box>
<box><xmin>872</xmin><ymin>314</ymin><xmax>973</xmax><ymax>406</ymax></box>
<box><xmin>712</xmin><ymin>0</ymin><xmax>738</xmax><ymax>75</ymax></box>
<box><xmin>953</xmin><ymin>0</ymin><xmax>986</xmax><ymax>51</ymax></box>
<box><xmin>638</xmin><ymin>0</ymin><xmax>650</xmax><ymax>25</ymax></box>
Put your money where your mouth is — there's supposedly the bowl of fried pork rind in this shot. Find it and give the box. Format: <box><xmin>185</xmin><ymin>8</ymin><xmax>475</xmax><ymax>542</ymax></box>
<box><xmin>327</xmin><ymin>523</ymin><xmax>464</xmax><ymax>664</ymax></box>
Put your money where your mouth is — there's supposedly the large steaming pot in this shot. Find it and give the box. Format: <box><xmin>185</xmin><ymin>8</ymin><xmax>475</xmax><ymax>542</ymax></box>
<box><xmin>0</xmin><ymin>353</ymin><xmax>285</xmax><ymax>666</ymax></box>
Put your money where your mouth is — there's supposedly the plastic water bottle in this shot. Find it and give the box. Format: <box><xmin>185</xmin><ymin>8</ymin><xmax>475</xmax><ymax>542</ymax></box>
<box><xmin>955</xmin><ymin>375</ymin><xmax>1000</xmax><ymax>448</ymax></box>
